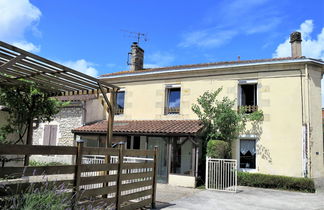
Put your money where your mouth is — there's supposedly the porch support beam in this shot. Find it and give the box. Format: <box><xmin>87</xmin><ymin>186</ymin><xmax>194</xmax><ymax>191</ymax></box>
<box><xmin>191</xmin><ymin>142</ymin><xmax>196</xmax><ymax>176</ymax></box>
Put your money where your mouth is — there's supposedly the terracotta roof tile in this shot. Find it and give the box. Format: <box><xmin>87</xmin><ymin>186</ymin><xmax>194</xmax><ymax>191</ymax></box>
<box><xmin>100</xmin><ymin>57</ymin><xmax>307</xmax><ymax>77</ymax></box>
<box><xmin>72</xmin><ymin>120</ymin><xmax>203</xmax><ymax>136</ymax></box>
<box><xmin>55</xmin><ymin>94</ymin><xmax>97</xmax><ymax>101</ymax></box>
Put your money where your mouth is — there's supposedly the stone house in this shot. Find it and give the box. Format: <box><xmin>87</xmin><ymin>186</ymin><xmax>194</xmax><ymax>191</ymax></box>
<box><xmin>73</xmin><ymin>32</ymin><xmax>324</xmax><ymax>188</ymax></box>
<box><xmin>31</xmin><ymin>94</ymin><xmax>105</xmax><ymax>164</ymax></box>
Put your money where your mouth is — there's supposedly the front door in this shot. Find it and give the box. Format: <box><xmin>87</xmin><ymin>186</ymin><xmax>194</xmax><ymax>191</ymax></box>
<box><xmin>147</xmin><ymin>137</ymin><xmax>168</xmax><ymax>183</ymax></box>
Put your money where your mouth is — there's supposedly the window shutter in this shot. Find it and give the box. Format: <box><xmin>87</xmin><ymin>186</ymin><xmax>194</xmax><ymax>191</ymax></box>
<box><xmin>49</xmin><ymin>125</ymin><xmax>58</xmax><ymax>146</ymax></box>
<box><xmin>43</xmin><ymin>125</ymin><xmax>51</xmax><ymax>145</ymax></box>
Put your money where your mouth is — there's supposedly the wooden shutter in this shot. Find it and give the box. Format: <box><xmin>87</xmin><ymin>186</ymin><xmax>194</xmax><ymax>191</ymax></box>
<box><xmin>43</xmin><ymin>125</ymin><xmax>57</xmax><ymax>145</ymax></box>
<box><xmin>49</xmin><ymin>125</ymin><xmax>58</xmax><ymax>146</ymax></box>
<box><xmin>43</xmin><ymin>125</ymin><xmax>51</xmax><ymax>145</ymax></box>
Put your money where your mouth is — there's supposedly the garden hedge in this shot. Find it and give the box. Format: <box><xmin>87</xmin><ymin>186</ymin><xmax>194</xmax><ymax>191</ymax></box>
<box><xmin>238</xmin><ymin>172</ymin><xmax>315</xmax><ymax>193</ymax></box>
<box><xmin>207</xmin><ymin>140</ymin><xmax>230</xmax><ymax>159</ymax></box>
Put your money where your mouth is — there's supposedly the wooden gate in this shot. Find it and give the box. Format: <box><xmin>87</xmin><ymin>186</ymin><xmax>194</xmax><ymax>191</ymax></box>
<box><xmin>205</xmin><ymin>157</ymin><xmax>237</xmax><ymax>192</ymax></box>
<box><xmin>0</xmin><ymin>142</ymin><xmax>158</xmax><ymax>209</ymax></box>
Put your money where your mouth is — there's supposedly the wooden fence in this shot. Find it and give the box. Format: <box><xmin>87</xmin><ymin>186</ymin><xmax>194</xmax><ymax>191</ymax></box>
<box><xmin>0</xmin><ymin>141</ymin><xmax>158</xmax><ymax>209</ymax></box>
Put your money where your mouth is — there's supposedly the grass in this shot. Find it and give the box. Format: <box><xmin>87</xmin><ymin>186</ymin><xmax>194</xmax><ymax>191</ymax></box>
<box><xmin>196</xmin><ymin>184</ymin><xmax>206</xmax><ymax>190</ymax></box>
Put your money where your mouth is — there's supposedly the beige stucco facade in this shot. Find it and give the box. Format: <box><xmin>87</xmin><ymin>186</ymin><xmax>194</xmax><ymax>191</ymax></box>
<box><xmin>102</xmin><ymin>59</ymin><xmax>324</xmax><ymax>179</ymax></box>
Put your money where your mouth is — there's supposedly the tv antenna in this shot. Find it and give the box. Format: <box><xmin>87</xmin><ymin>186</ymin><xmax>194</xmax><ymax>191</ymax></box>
<box><xmin>121</xmin><ymin>29</ymin><xmax>148</xmax><ymax>44</ymax></box>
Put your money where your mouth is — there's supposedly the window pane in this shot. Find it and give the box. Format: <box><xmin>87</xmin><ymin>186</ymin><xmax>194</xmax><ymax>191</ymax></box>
<box><xmin>240</xmin><ymin>139</ymin><xmax>256</xmax><ymax>169</ymax></box>
<box><xmin>116</xmin><ymin>91</ymin><xmax>125</xmax><ymax>108</ymax></box>
<box><xmin>168</xmin><ymin>88</ymin><xmax>180</xmax><ymax>108</ymax></box>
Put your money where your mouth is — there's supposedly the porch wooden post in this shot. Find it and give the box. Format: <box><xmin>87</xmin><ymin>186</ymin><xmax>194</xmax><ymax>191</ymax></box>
<box><xmin>72</xmin><ymin>139</ymin><xmax>84</xmax><ymax>209</ymax></box>
<box><xmin>107</xmin><ymin>89</ymin><xmax>116</xmax><ymax>148</ymax></box>
<box><xmin>151</xmin><ymin>146</ymin><xmax>158</xmax><ymax>209</ymax></box>
<box><xmin>116</xmin><ymin>143</ymin><xmax>124</xmax><ymax>210</ymax></box>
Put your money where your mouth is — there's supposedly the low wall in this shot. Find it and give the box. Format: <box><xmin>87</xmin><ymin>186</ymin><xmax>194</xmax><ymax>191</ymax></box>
<box><xmin>168</xmin><ymin>174</ymin><xmax>196</xmax><ymax>188</ymax></box>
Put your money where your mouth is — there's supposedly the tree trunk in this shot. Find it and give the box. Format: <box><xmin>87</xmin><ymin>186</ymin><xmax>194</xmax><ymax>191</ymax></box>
<box><xmin>24</xmin><ymin>118</ymin><xmax>34</xmax><ymax>166</ymax></box>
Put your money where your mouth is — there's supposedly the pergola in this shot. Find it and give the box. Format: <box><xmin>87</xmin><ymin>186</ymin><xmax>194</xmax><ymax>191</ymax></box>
<box><xmin>0</xmin><ymin>41</ymin><xmax>118</xmax><ymax>153</ymax></box>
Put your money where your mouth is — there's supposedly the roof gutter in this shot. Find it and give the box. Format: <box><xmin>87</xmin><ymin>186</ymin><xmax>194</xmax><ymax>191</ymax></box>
<box><xmin>101</xmin><ymin>58</ymin><xmax>324</xmax><ymax>79</ymax></box>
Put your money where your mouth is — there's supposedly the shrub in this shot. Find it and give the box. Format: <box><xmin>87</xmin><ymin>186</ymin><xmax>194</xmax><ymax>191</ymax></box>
<box><xmin>29</xmin><ymin>160</ymin><xmax>66</xmax><ymax>166</ymax></box>
<box><xmin>238</xmin><ymin>172</ymin><xmax>315</xmax><ymax>193</ymax></box>
<box><xmin>207</xmin><ymin>140</ymin><xmax>230</xmax><ymax>159</ymax></box>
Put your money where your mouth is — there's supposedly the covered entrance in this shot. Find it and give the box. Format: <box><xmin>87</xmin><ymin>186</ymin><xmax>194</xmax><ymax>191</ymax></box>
<box><xmin>72</xmin><ymin>119</ymin><xmax>203</xmax><ymax>187</ymax></box>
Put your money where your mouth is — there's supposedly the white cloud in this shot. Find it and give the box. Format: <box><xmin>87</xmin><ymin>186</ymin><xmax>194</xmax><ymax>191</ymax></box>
<box><xmin>273</xmin><ymin>20</ymin><xmax>324</xmax><ymax>106</ymax></box>
<box><xmin>0</xmin><ymin>0</ymin><xmax>41</xmax><ymax>52</ymax></box>
<box><xmin>179</xmin><ymin>29</ymin><xmax>237</xmax><ymax>48</ymax></box>
<box><xmin>273</xmin><ymin>20</ymin><xmax>324</xmax><ymax>60</ymax></box>
<box><xmin>62</xmin><ymin>59</ymin><xmax>98</xmax><ymax>77</ymax></box>
<box><xmin>179</xmin><ymin>0</ymin><xmax>281</xmax><ymax>48</ymax></box>
<box><xmin>144</xmin><ymin>51</ymin><xmax>175</xmax><ymax>68</ymax></box>
<box><xmin>0</xmin><ymin>0</ymin><xmax>41</xmax><ymax>40</ymax></box>
<box><xmin>12</xmin><ymin>41</ymin><xmax>40</xmax><ymax>53</ymax></box>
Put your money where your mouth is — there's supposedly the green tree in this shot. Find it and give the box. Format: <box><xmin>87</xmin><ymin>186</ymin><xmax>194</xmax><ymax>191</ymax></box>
<box><xmin>192</xmin><ymin>88</ymin><xmax>263</xmax><ymax>143</ymax></box>
<box><xmin>0</xmin><ymin>82</ymin><xmax>66</xmax><ymax>145</ymax></box>
<box><xmin>192</xmin><ymin>88</ymin><xmax>263</xmax><ymax>157</ymax></box>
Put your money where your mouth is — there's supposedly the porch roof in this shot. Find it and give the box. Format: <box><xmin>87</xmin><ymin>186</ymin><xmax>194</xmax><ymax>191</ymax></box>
<box><xmin>72</xmin><ymin>120</ymin><xmax>203</xmax><ymax>136</ymax></box>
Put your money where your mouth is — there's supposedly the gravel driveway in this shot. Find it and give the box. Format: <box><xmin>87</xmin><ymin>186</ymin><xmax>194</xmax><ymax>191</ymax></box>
<box><xmin>156</xmin><ymin>186</ymin><xmax>324</xmax><ymax>210</ymax></box>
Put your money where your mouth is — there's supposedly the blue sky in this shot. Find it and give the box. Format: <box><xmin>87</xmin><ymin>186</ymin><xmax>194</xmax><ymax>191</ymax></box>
<box><xmin>0</xmin><ymin>0</ymin><xmax>323</xmax><ymax>78</ymax></box>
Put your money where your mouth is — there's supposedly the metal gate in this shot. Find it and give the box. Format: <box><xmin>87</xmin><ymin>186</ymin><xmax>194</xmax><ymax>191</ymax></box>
<box><xmin>205</xmin><ymin>157</ymin><xmax>237</xmax><ymax>192</ymax></box>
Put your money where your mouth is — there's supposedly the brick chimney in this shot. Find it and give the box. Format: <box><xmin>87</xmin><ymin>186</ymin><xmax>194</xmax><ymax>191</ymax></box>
<box><xmin>290</xmin><ymin>31</ymin><xmax>302</xmax><ymax>57</ymax></box>
<box><xmin>129</xmin><ymin>42</ymin><xmax>144</xmax><ymax>71</ymax></box>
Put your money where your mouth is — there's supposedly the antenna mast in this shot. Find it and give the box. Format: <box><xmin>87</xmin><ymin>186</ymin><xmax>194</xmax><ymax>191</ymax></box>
<box><xmin>121</xmin><ymin>29</ymin><xmax>148</xmax><ymax>44</ymax></box>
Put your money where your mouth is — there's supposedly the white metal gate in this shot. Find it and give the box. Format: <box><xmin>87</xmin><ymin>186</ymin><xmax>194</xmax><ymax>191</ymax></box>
<box><xmin>205</xmin><ymin>157</ymin><xmax>237</xmax><ymax>192</ymax></box>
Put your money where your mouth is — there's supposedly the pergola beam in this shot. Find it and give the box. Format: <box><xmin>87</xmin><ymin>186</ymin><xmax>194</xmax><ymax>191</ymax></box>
<box><xmin>0</xmin><ymin>52</ymin><xmax>100</xmax><ymax>90</ymax></box>
<box><xmin>0</xmin><ymin>41</ymin><xmax>119</xmax><ymax>94</ymax></box>
<box><xmin>0</xmin><ymin>54</ymin><xmax>26</xmax><ymax>72</ymax></box>
<box><xmin>0</xmin><ymin>41</ymin><xmax>119</xmax><ymax>89</ymax></box>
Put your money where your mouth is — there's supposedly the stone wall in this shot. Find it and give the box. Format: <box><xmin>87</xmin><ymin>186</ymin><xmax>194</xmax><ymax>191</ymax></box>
<box><xmin>33</xmin><ymin>105</ymin><xmax>83</xmax><ymax>146</ymax></box>
<box><xmin>31</xmin><ymin>105</ymin><xmax>83</xmax><ymax>164</ymax></box>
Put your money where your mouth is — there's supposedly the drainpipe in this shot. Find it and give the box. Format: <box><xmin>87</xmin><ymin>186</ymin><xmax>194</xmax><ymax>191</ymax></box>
<box><xmin>305</xmin><ymin>63</ymin><xmax>312</xmax><ymax>178</ymax></box>
<box><xmin>300</xmin><ymin>68</ymin><xmax>308</xmax><ymax>177</ymax></box>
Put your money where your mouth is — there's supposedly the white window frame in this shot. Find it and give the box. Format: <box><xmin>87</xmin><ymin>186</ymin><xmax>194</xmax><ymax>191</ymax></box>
<box><xmin>237</xmin><ymin>135</ymin><xmax>258</xmax><ymax>172</ymax></box>
<box><xmin>164</xmin><ymin>84</ymin><xmax>181</xmax><ymax>115</ymax></box>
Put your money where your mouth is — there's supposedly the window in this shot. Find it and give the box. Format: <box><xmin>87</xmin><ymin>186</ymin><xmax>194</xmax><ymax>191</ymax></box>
<box><xmin>165</xmin><ymin>87</ymin><xmax>180</xmax><ymax>115</ymax></box>
<box><xmin>170</xmin><ymin>137</ymin><xmax>194</xmax><ymax>175</ymax></box>
<box><xmin>43</xmin><ymin>125</ymin><xmax>57</xmax><ymax>146</ymax></box>
<box><xmin>126</xmin><ymin>136</ymin><xmax>140</xmax><ymax>149</ymax></box>
<box><xmin>240</xmin><ymin>139</ymin><xmax>256</xmax><ymax>169</ymax></box>
<box><xmin>239</xmin><ymin>82</ymin><xmax>257</xmax><ymax>113</ymax></box>
<box><xmin>115</xmin><ymin>91</ymin><xmax>125</xmax><ymax>115</ymax></box>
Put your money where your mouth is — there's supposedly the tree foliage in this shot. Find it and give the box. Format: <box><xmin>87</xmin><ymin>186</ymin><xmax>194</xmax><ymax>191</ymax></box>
<box><xmin>0</xmin><ymin>82</ymin><xmax>66</xmax><ymax>144</ymax></box>
<box><xmin>192</xmin><ymin>88</ymin><xmax>263</xmax><ymax>143</ymax></box>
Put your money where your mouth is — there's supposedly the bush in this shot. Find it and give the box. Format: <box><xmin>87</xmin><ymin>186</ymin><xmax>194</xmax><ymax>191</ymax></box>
<box><xmin>238</xmin><ymin>172</ymin><xmax>315</xmax><ymax>193</ymax></box>
<box><xmin>207</xmin><ymin>140</ymin><xmax>230</xmax><ymax>159</ymax></box>
<box><xmin>29</xmin><ymin>160</ymin><xmax>66</xmax><ymax>167</ymax></box>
